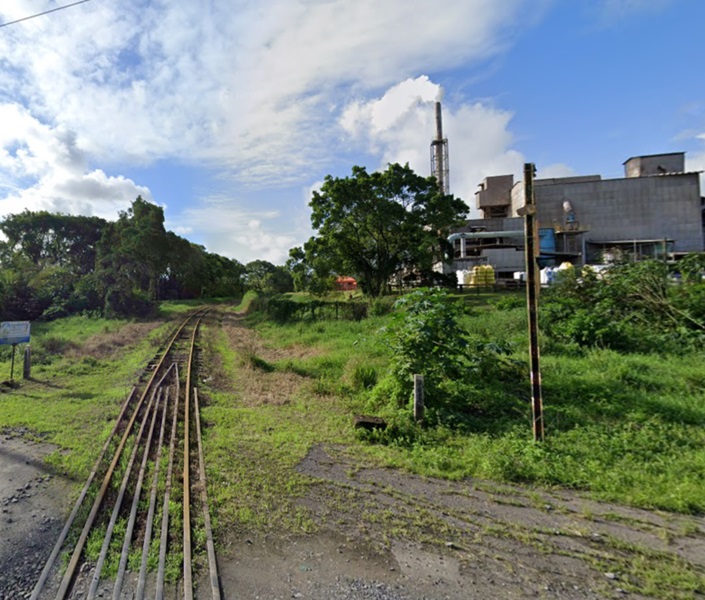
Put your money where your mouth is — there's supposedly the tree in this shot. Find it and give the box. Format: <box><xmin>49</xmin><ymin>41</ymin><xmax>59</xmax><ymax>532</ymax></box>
<box><xmin>244</xmin><ymin>260</ymin><xmax>277</xmax><ymax>293</ymax></box>
<box><xmin>305</xmin><ymin>163</ymin><xmax>468</xmax><ymax>296</ymax></box>
<box><xmin>244</xmin><ymin>260</ymin><xmax>293</xmax><ymax>294</ymax></box>
<box><xmin>287</xmin><ymin>245</ymin><xmax>336</xmax><ymax>295</ymax></box>
<box><xmin>0</xmin><ymin>210</ymin><xmax>106</xmax><ymax>274</ymax></box>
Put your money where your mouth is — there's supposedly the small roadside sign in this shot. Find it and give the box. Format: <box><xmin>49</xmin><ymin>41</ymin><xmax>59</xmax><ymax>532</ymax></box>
<box><xmin>0</xmin><ymin>321</ymin><xmax>31</xmax><ymax>345</ymax></box>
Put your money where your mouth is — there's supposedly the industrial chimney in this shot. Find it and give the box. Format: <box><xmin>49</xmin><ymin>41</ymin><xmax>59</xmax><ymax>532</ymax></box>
<box><xmin>430</xmin><ymin>101</ymin><xmax>449</xmax><ymax>195</ymax></box>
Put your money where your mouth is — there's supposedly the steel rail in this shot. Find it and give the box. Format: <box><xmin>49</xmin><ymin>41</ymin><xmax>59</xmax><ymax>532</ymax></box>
<box><xmin>183</xmin><ymin>317</ymin><xmax>201</xmax><ymax>600</ymax></box>
<box><xmin>194</xmin><ymin>388</ymin><xmax>222</xmax><ymax>600</ymax></box>
<box><xmin>113</xmin><ymin>363</ymin><xmax>176</xmax><ymax>599</ymax></box>
<box><xmin>112</xmin><ymin>387</ymin><xmax>164</xmax><ymax>599</ymax></box>
<box><xmin>156</xmin><ymin>364</ymin><xmax>181</xmax><ymax>599</ymax></box>
<box><xmin>29</xmin><ymin>386</ymin><xmax>137</xmax><ymax>600</ymax></box>
<box><xmin>52</xmin><ymin>312</ymin><xmax>201</xmax><ymax>600</ymax></box>
<box><xmin>87</xmin><ymin>389</ymin><xmax>159</xmax><ymax>600</ymax></box>
<box><xmin>134</xmin><ymin>385</ymin><xmax>170</xmax><ymax>600</ymax></box>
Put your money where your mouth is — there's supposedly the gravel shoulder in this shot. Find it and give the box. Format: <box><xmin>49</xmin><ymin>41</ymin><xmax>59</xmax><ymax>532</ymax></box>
<box><xmin>0</xmin><ymin>430</ymin><xmax>74</xmax><ymax>600</ymax></box>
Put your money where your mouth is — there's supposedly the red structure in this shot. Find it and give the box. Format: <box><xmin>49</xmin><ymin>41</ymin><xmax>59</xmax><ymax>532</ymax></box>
<box><xmin>335</xmin><ymin>276</ymin><xmax>357</xmax><ymax>291</ymax></box>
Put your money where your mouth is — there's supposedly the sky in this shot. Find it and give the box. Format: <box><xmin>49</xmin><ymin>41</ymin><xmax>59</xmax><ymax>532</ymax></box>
<box><xmin>1</xmin><ymin>0</ymin><xmax>704</xmax><ymax>265</ymax></box>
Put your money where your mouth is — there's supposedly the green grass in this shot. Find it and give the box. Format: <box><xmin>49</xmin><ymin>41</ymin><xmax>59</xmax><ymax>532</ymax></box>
<box><xmin>199</xmin><ymin>323</ymin><xmax>354</xmax><ymax>534</ymax></box>
<box><xmin>0</xmin><ymin>314</ymin><xmax>170</xmax><ymax>479</ymax></box>
<box><xmin>241</xmin><ymin>299</ymin><xmax>705</xmax><ymax>515</ymax></box>
<box><xmin>158</xmin><ymin>296</ymin><xmax>241</xmax><ymax>319</ymax></box>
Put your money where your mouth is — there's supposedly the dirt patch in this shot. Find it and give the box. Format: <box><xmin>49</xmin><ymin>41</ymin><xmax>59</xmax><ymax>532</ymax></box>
<box><xmin>5</xmin><ymin>431</ymin><xmax>703</xmax><ymax>600</ymax></box>
<box><xmin>0</xmin><ymin>430</ymin><xmax>74</xmax><ymax>600</ymax></box>
<box><xmin>216</xmin><ymin>313</ymin><xmax>310</xmax><ymax>406</ymax></box>
<box><xmin>211</xmin><ymin>444</ymin><xmax>705</xmax><ymax>600</ymax></box>
<box><xmin>67</xmin><ymin>321</ymin><xmax>162</xmax><ymax>360</ymax></box>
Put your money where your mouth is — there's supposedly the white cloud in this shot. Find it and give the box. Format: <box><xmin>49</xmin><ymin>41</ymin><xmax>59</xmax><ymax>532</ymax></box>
<box><xmin>0</xmin><ymin>0</ymin><xmax>541</xmax><ymax>257</ymax></box>
<box><xmin>169</xmin><ymin>195</ymin><xmax>300</xmax><ymax>265</ymax></box>
<box><xmin>537</xmin><ymin>163</ymin><xmax>578</xmax><ymax>179</ymax></box>
<box><xmin>1</xmin><ymin>0</ymin><xmax>534</xmax><ymax>182</ymax></box>
<box><xmin>0</xmin><ymin>102</ymin><xmax>150</xmax><ymax>219</ymax></box>
<box><xmin>340</xmin><ymin>76</ymin><xmax>525</xmax><ymax>217</ymax></box>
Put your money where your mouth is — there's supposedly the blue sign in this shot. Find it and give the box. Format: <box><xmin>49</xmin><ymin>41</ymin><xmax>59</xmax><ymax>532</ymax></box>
<box><xmin>0</xmin><ymin>321</ymin><xmax>30</xmax><ymax>345</ymax></box>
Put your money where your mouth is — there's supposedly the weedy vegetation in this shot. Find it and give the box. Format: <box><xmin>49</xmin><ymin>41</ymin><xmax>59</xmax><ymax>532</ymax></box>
<box><xmin>2</xmin><ymin>257</ymin><xmax>704</xmax><ymax>597</ymax></box>
<box><xmin>219</xmin><ymin>259</ymin><xmax>705</xmax><ymax>515</ymax></box>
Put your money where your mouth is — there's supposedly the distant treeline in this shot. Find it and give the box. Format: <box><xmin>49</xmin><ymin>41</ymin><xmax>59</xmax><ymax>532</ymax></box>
<box><xmin>0</xmin><ymin>197</ymin><xmax>249</xmax><ymax>320</ymax></box>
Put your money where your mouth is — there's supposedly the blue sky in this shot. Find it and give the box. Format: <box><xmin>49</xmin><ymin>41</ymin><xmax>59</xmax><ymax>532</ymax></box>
<box><xmin>1</xmin><ymin>0</ymin><xmax>703</xmax><ymax>265</ymax></box>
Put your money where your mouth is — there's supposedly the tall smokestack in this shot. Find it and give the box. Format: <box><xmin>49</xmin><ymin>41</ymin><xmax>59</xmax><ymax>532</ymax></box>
<box><xmin>435</xmin><ymin>101</ymin><xmax>443</xmax><ymax>141</ymax></box>
<box><xmin>430</xmin><ymin>101</ymin><xmax>449</xmax><ymax>195</ymax></box>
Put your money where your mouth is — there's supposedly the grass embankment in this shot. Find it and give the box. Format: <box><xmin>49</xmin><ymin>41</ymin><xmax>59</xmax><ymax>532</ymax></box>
<box><xmin>202</xmin><ymin>291</ymin><xmax>705</xmax><ymax>517</ymax></box>
<box><xmin>0</xmin><ymin>314</ymin><xmax>173</xmax><ymax>478</ymax></box>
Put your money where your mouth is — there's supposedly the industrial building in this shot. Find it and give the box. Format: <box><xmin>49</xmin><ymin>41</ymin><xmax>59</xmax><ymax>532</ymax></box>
<box><xmin>446</xmin><ymin>152</ymin><xmax>705</xmax><ymax>281</ymax></box>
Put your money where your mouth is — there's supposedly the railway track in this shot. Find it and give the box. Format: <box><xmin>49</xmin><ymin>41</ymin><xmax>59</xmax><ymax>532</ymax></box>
<box><xmin>30</xmin><ymin>309</ymin><xmax>221</xmax><ymax>600</ymax></box>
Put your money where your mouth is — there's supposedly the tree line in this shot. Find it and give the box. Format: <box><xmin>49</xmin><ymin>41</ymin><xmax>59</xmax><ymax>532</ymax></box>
<box><xmin>0</xmin><ymin>197</ymin><xmax>252</xmax><ymax>320</ymax></box>
<box><xmin>1</xmin><ymin>163</ymin><xmax>468</xmax><ymax>320</ymax></box>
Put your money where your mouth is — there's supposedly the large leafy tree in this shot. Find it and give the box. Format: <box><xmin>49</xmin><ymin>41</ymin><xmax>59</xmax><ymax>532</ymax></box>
<box><xmin>305</xmin><ymin>163</ymin><xmax>468</xmax><ymax>296</ymax></box>
<box><xmin>97</xmin><ymin>196</ymin><xmax>171</xmax><ymax>306</ymax></box>
<box><xmin>0</xmin><ymin>210</ymin><xmax>106</xmax><ymax>274</ymax></box>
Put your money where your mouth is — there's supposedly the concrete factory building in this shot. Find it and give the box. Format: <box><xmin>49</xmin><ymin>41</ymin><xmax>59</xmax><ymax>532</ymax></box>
<box><xmin>447</xmin><ymin>152</ymin><xmax>705</xmax><ymax>280</ymax></box>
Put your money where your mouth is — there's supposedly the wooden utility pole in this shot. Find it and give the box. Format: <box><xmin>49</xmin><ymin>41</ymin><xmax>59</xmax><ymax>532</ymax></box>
<box><xmin>518</xmin><ymin>163</ymin><xmax>545</xmax><ymax>442</ymax></box>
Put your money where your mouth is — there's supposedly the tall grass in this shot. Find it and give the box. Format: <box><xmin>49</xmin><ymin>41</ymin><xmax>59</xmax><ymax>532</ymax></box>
<box><xmin>247</xmin><ymin>297</ymin><xmax>705</xmax><ymax>514</ymax></box>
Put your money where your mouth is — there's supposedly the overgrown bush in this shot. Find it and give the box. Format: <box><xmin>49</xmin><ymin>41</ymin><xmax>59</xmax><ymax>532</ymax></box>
<box><xmin>251</xmin><ymin>294</ymin><xmax>370</xmax><ymax>323</ymax></box>
<box><xmin>265</xmin><ymin>296</ymin><xmax>301</xmax><ymax>323</ymax></box>
<box><xmin>369</xmin><ymin>288</ymin><xmax>524</xmax><ymax>433</ymax></box>
<box><xmin>491</xmin><ymin>293</ymin><xmax>524</xmax><ymax>311</ymax></box>
<box><xmin>541</xmin><ymin>259</ymin><xmax>705</xmax><ymax>353</ymax></box>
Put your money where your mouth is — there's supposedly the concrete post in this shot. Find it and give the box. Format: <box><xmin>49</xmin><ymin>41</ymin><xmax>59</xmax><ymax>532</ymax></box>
<box><xmin>413</xmin><ymin>375</ymin><xmax>424</xmax><ymax>423</ymax></box>
<box><xmin>23</xmin><ymin>345</ymin><xmax>31</xmax><ymax>380</ymax></box>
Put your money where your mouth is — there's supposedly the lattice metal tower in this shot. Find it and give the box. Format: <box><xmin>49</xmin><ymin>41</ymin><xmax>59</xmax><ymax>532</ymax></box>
<box><xmin>430</xmin><ymin>101</ymin><xmax>449</xmax><ymax>195</ymax></box>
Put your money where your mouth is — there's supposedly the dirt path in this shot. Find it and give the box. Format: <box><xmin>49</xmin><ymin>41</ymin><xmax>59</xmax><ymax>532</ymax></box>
<box><xmin>212</xmin><ymin>443</ymin><xmax>705</xmax><ymax>600</ymax></box>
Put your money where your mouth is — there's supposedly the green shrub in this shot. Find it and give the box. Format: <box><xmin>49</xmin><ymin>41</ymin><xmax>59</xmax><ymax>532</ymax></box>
<box><xmin>374</xmin><ymin>288</ymin><xmax>524</xmax><ymax>429</ymax></box>
<box><xmin>370</xmin><ymin>296</ymin><xmax>396</xmax><ymax>316</ymax></box>
<box><xmin>266</xmin><ymin>296</ymin><xmax>302</xmax><ymax>323</ymax></box>
<box><xmin>541</xmin><ymin>260</ymin><xmax>705</xmax><ymax>352</ymax></box>
<box><xmin>491</xmin><ymin>294</ymin><xmax>524</xmax><ymax>311</ymax></box>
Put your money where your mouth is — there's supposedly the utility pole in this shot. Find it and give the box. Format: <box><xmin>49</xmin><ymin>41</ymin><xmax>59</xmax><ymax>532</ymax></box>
<box><xmin>518</xmin><ymin>163</ymin><xmax>544</xmax><ymax>442</ymax></box>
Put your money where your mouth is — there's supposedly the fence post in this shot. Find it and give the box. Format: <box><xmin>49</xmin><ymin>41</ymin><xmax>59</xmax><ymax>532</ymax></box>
<box><xmin>413</xmin><ymin>374</ymin><xmax>424</xmax><ymax>423</ymax></box>
<box><xmin>10</xmin><ymin>343</ymin><xmax>16</xmax><ymax>381</ymax></box>
<box><xmin>23</xmin><ymin>345</ymin><xmax>31</xmax><ymax>379</ymax></box>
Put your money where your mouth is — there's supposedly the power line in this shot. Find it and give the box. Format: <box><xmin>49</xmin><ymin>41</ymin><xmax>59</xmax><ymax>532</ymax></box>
<box><xmin>0</xmin><ymin>0</ymin><xmax>93</xmax><ymax>29</ymax></box>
